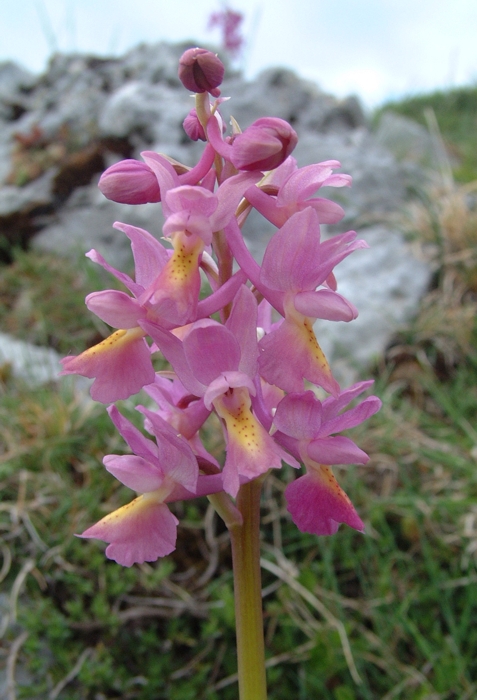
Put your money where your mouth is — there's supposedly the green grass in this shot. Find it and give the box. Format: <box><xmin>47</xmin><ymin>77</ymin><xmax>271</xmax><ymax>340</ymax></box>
<box><xmin>1</xmin><ymin>85</ymin><xmax>477</xmax><ymax>698</ymax></box>
<box><xmin>0</xmin><ymin>249</ymin><xmax>113</xmax><ymax>356</ymax></box>
<box><xmin>2</xmin><ymin>357</ymin><xmax>477</xmax><ymax>698</ymax></box>
<box><xmin>376</xmin><ymin>85</ymin><xmax>477</xmax><ymax>182</ymax></box>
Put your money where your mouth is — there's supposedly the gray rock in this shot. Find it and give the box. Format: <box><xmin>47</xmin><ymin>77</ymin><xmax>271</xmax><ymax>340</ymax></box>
<box><xmin>0</xmin><ymin>331</ymin><xmax>62</xmax><ymax>385</ymax></box>
<box><xmin>315</xmin><ymin>225</ymin><xmax>431</xmax><ymax>385</ymax></box>
<box><xmin>374</xmin><ymin>111</ymin><xmax>439</xmax><ymax>168</ymax></box>
<box><xmin>0</xmin><ymin>61</ymin><xmax>35</xmax><ymax>123</ymax></box>
<box><xmin>99</xmin><ymin>80</ymin><xmax>194</xmax><ymax>157</ymax></box>
<box><xmin>220</xmin><ymin>68</ymin><xmax>367</xmax><ymax>136</ymax></box>
<box><xmin>32</xmin><ymin>180</ymin><xmax>165</xmax><ymax>270</ymax></box>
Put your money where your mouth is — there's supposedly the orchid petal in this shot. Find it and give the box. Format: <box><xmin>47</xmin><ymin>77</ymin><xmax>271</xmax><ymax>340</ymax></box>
<box><xmin>306</xmin><ymin>198</ymin><xmax>346</xmax><ymax>224</ymax></box>
<box><xmin>136</xmin><ymin>406</ymin><xmax>198</xmax><ymax>492</ymax></box>
<box><xmin>140</xmin><ymin>320</ymin><xmax>205</xmax><ymax>397</ymax></box>
<box><xmin>307</xmin><ymin>435</ymin><xmax>370</xmax><ymax>465</ymax></box>
<box><xmin>113</xmin><ymin>222</ymin><xmax>170</xmax><ymax>288</ymax></box>
<box><xmin>86</xmin><ymin>290</ymin><xmax>144</xmax><ymax>328</ymax></box>
<box><xmin>213</xmin><ymin>387</ymin><xmax>289</xmax><ymax>497</ymax></box>
<box><xmin>273</xmin><ymin>391</ymin><xmax>322</xmax><ymax>440</ymax></box>
<box><xmin>103</xmin><ymin>454</ymin><xmax>165</xmax><ymax>492</ymax></box>
<box><xmin>140</xmin><ymin>152</ymin><xmax>179</xmax><ymax>218</ymax></box>
<box><xmin>85</xmin><ymin>249</ymin><xmax>141</xmax><ymax>297</ymax></box>
<box><xmin>277</xmin><ymin>162</ymin><xmax>340</xmax><ymax>205</ymax></box>
<box><xmin>321</xmin><ymin>380</ymin><xmax>375</xmax><ymax>421</ymax></box>
<box><xmin>319</xmin><ymin>396</ymin><xmax>382</xmax><ymax>436</ymax></box>
<box><xmin>294</xmin><ymin>289</ymin><xmax>358</xmax><ymax>322</ymax></box>
<box><xmin>203</xmin><ymin>370</ymin><xmax>256</xmax><ymax>410</ymax></box>
<box><xmin>225</xmin><ymin>285</ymin><xmax>259</xmax><ymax>377</ymax></box>
<box><xmin>212</xmin><ymin>171</ymin><xmax>262</xmax><ymax>231</ymax></box>
<box><xmin>183</xmin><ymin>325</ymin><xmax>241</xmax><ymax>386</ymax></box>
<box><xmin>260</xmin><ymin>208</ymin><xmax>323</xmax><ymax>292</ymax></box>
<box><xmin>258</xmin><ymin>316</ymin><xmax>340</xmax><ymax>396</ymax></box>
<box><xmin>107</xmin><ymin>405</ymin><xmax>159</xmax><ymax>462</ymax></box>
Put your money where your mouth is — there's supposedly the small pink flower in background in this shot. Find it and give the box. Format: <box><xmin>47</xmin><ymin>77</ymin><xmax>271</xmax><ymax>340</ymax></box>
<box><xmin>208</xmin><ymin>7</ymin><xmax>244</xmax><ymax>58</ymax></box>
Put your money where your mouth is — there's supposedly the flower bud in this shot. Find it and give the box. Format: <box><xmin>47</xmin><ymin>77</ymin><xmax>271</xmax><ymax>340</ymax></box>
<box><xmin>178</xmin><ymin>48</ymin><xmax>225</xmax><ymax>97</ymax></box>
<box><xmin>230</xmin><ymin>117</ymin><xmax>298</xmax><ymax>171</ymax></box>
<box><xmin>183</xmin><ymin>109</ymin><xmax>206</xmax><ymax>141</ymax></box>
<box><xmin>98</xmin><ymin>160</ymin><xmax>161</xmax><ymax>204</ymax></box>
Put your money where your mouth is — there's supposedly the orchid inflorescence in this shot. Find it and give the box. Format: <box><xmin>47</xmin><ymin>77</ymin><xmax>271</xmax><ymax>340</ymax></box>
<box><xmin>61</xmin><ymin>47</ymin><xmax>381</xmax><ymax>568</ymax></box>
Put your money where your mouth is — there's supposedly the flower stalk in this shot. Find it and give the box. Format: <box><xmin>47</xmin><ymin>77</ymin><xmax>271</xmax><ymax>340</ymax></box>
<box><xmin>229</xmin><ymin>478</ymin><xmax>268</xmax><ymax>700</ymax></box>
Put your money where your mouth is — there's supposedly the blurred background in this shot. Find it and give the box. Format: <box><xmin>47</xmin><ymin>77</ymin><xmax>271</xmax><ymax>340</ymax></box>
<box><xmin>1</xmin><ymin>0</ymin><xmax>477</xmax><ymax>107</ymax></box>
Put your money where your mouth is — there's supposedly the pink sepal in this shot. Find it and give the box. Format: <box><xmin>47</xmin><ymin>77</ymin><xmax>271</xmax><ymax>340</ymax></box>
<box><xmin>293</xmin><ymin>289</ymin><xmax>358</xmax><ymax>322</ymax></box>
<box><xmin>113</xmin><ymin>222</ymin><xmax>170</xmax><ymax>289</ymax></box>
<box><xmin>103</xmin><ymin>454</ymin><xmax>165</xmax><ymax>493</ymax></box>
<box><xmin>107</xmin><ymin>404</ymin><xmax>158</xmax><ymax>462</ymax></box>
<box><xmin>307</xmin><ymin>436</ymin><xmax>370</xmax><ymax>465</ymax></box>
<box><xmin>85</xmin><ymin>248</ymin><xmax>140</xmax><ymax>297</ymax></box>
<box><xmin>86</xmin><ymin>290</ymin><xmax>144</xmax><ymax>328</ymax></box>
<box><xmin>320</xmin><ymin>396</ymin><xmax>382</xmax><ymax>435</ymax></box>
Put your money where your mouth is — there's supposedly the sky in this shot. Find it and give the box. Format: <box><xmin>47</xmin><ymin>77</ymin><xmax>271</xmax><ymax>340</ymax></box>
<box><xmin>1</xmin><ymin>0</ymin><xmax>476</xmax><ymax>108</ymax></box>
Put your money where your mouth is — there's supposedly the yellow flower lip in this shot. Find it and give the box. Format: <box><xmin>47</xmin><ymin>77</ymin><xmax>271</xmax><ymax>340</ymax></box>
<box><xmin>214</xmin><ymin>387</ymin><xmax>264</xmax><ymax>457</ymax></box>
<box><xmin>82</xmin><ymin>327</ymin><xmax>146</xmax><ymax>359</ymax></box>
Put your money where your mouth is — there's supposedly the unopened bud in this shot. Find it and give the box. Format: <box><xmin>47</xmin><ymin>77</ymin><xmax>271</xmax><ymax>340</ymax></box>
<box><xmin>230</xmin><ymin>117</ymin><xmax>298</xmax><ymax>172</ymax></box>
<box><xmin>183</xmin><ymin>109</ymin><xmax>207</xmax><ymax>141</ymax></box>
<box><xmin>178</xmin><ymin>48</ymin><xmax>225</xmax><ymax>97</ymax></box>
<box><xmin>98</xmin><ymin>160</ymin><xmax>161</xmax><ymax>204</ymax></box>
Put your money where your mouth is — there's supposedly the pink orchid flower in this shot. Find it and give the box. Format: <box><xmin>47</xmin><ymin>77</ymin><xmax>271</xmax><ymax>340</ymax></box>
<box><xmin>226</xmin><ymin>207</ymin><xmax>366</xmax><ymax>395</ymax></box>
<box><xmin>79</xmin><ymin>405</ymin><xmax>224</xmax><ymax>566</ymax></box>
<box><xmin>139</xmin><ymin>152</ymin><xmax>260</xmax><ymax>323</ymax></box>
<box><xmin>272</xmin><ymin>382</ymin><xmax>382</xmax><ymax>536</ymax></box>
<box><xmin>60</xmin><ymin>221</ymin><xmax>169</xmax><ymax>402</ymax></box>
<box><xmin>244</xmin><ymin>156</ymin><xmax>352</xmax><ymax>227</ymax></box>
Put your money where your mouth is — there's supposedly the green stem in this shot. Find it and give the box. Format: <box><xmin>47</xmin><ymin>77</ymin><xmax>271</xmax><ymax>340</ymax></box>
<box><xmin>229</xmin><ymin>479</ymin><xmax>268</xmax><ymax>700</ymax></box>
